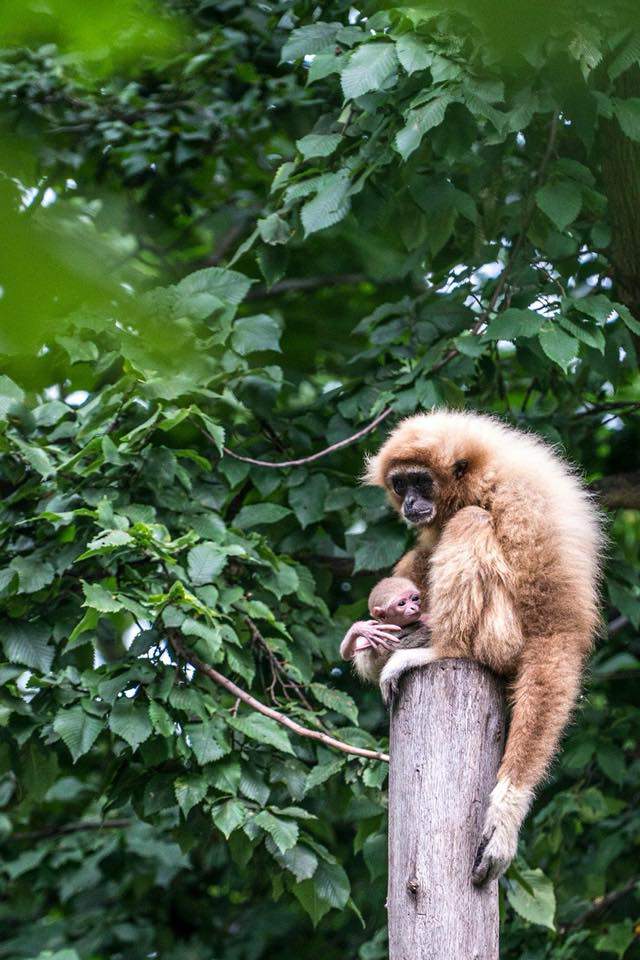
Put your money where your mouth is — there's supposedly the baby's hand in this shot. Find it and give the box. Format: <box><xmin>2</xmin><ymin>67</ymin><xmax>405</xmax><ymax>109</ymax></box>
<box><xmin>343</xmin><ymin>619</ymin><xmax>401</xmax><ymax>658</ymax></box>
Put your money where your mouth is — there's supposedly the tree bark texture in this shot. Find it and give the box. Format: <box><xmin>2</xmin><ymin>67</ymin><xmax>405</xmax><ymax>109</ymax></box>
<box><xmin>388</xmin><ymin>659</ymin><xmax>505</xmax><ymax>960</ymax></box>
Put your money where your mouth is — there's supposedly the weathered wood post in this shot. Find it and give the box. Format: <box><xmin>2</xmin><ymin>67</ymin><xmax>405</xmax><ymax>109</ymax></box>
<box><xmin>388</xmin><ymin>658</ymin><xmax>505</xmax><ymax>960</ymax></box>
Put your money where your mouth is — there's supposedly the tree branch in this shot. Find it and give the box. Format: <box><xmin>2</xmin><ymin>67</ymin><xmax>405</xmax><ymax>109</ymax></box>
<box><xmin>223</xmin><ymin>406</ymin><xmax>393</xmax><ymax>469</ymax></box>
<box><xmin>559</xmin><ymin>876</ymin><xmax>640</xmax><ymax>933</ymax></box>
<box><xmin>169</xmin><ymin>633</ymin><xmax>389</xmax><ymax>763</ymax></box>
<box><xmin>245</xmin><ymin>273</ymin><xmax>367</xmax><ymax>300</ymax></box>
<box><xmin>592</xmin><ymin>471</ymin><xmax>640</xmax><ymax>509</ymax></box>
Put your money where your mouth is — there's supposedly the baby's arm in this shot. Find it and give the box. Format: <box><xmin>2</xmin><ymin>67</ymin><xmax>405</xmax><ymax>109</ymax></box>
<box><xmin>340</xmin><ymin>620</ymin><xmax>401</xmax><ymax>660</ymax></box>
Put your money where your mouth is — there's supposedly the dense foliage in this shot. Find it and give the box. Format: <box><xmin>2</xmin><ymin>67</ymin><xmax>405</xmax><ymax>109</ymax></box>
<box><xmin>0</xmin><ymin>1</ymin><xmax>639</xmax><ymax>957</ymax></box>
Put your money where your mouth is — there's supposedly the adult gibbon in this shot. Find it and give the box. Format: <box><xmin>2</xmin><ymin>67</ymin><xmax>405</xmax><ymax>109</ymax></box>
<box><xmin>364</xmin><ymin>410</ymin><xmax>602</xmax><ymax>884</ymax></box>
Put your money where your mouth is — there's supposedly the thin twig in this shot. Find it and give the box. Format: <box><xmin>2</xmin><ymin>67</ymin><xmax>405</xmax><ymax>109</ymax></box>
<box><xmin>559</xmin><ymin>876</ymin><xmax>640</xmax><ymax>933</ymax></box>
<box><xmin>169</xmin><ymin>633</ymin><xmax>389</xmax><ymax>763</ymax></box>
<box><xmin>12</xmin><ymin>818</ymin><xmax>131</xmax><ymax>840</ymax></box>
<box><xmin>223</xmin><ymin>406</ymin><xmax>393</xmax><ymax>469</ymax></box>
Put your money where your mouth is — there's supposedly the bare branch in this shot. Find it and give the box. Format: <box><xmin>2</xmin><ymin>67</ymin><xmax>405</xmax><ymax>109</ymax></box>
<box><xmin>13</xmin><ymin>818</ymin><xmax>131</xmax><ymax>840</ymax></box>
<box><xmin>559</xmin><ymin>876</ymin><xmax>640</xmax><ymax>933</ymax></box>
<box><xmin>169</xmin><ymin>633</ymin><xmax>389</xmax><ymax>763</ymax></box>
<box><xmin>223</xmin><ymin>406</ymin><xmax>392</xmax><ymax>469</ymax></box>
<box><xmin>592</xmin><ymin>471</ymin><xmax>640</xmax><ymax>509</ymax></box>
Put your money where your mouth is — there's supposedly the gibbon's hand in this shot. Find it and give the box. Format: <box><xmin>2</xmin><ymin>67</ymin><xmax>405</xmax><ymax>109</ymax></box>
<box><xmin>340</xmin><ymin>620</ymin><xmax>401</xmax><ymax>660</ymax></box>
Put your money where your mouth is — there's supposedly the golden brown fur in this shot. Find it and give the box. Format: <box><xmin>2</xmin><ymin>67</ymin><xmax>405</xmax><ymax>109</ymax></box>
<box><xmin>365</xmin><ymin>410</ymin><xmax>603</xmax><ymax>882</ymax></box>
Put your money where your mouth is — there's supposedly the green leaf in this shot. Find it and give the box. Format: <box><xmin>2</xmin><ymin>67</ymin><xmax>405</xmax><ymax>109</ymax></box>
<box><xmin>148</xmin><ymin>701</ymin><xmax>174</xmax><ymax>737</ymax></box>
<box><xmin>614</xmin><ymin>98</ymin><xmax>640</xmax><ymax>140</ymax></box>
<box><xmin>596</xmin><ymin>743</ymin><xmax>626</xmax><ymax>785</ymax></box>
<box><xmin>289</xmin><ymin>474</ymin><xmax>329</xmax><ymax>528</ymax></box>
<box><xmin>212</xmin><ymin>799</ymin><xmax>247</xmax><ymax>838</ymax></box>
<box><xmin>54</xmin><ymin>706</ymin><xmax>102</xmax><ymax>762</ymax></box>
<box><xmin>395</xmin><ymin>35</ymin><xmax>433</xmax><ymax>74</ymax></box>
<box><xmin>292</xmin><ymin>877</ymin><xmax>333</xmax><ymax>926</ymax></box>
<box><xmin>187</xmin><ymin>542</ymin><xmax>228</xmax><ymax>586</ymax></box>
<box><xmin>11</xmin><ymin>557</ymin><xmax>55</xmax><ymax>594</ymax></box>
<box><xmin>234</xmin><ymin>504</ymin><xmax>292</xmax><ymax>528</ymax></box>
<box><xmin>538</xmin><ymin>327</ymin><xmax>579</xmax><ymax>371</ymax></box>
<box><xmin>174</xmin><ymin>773</ymin><xmax>208</xmax><ymax>816</ymax></box>
<box><xmin>2</xmin><ymin>621</ymin><xmax>54</xmax><ymax>672</ymax></box>
<box><xmin>269</xmin><ymin>840</ymin><xmax>318</xmax><ymax>881</ymax></box>
<box><xmin>281</xmin><ymin>22</ymin><xmax>340</xmax><ymax>62</ymax></box>
<box><xmin>558</xmin><ymin>316</ymin><xmax>605</xmax><ymax>352</ymax></box>
<box><xmin>232</xmin><ymin>314</ymin><xmax>282</xmax><ymax>355</ymax></box>
<box><xmin>296</xmin><ymin>133</ymin><xmax>342</xmax><ymax>159</ymax></box>
<box><xmin>109</xmin><ymin>698</ymin><xmax>152</xmax><ymax>751</ymax></box>
<box><xmin>596</xmin><ymin>919</ymin><xmax>635</xmax><ymax>957</ymax></box>
<box><xmin>254</xmin><ymin>810</ymin><xmax>299</xmax><ymax>853</ymax></box>
<box><xmin>82</xmin><ymin>581</ymin><xmax>123</xmax><ymax>613</ymax></box>
<box><xmin>394</xmin><ymin>95</ymin><xmax>452</xmax><ymax>160</ymax></box>
<box><xmin>305</xmin><ymin>757</ymin><xmax>345</xmax><ymax>793</ymax></box>
<box><xmin>185</xmin><ymin>721</ymin><xmax>229</xmax><ymax>765</ymax></box>
<box><xmin>310</xmin><ymin>683</ymin><xmax>358</xmax><ymax>723</ymax></box>
<box><xmin>175</xmin><ymin>266</ymin><xmax>251</xmax><ymax>311</ymax></box>
<box><xmin>506</xmin><ymin>866</ymin><xmax>556</xmax><ymax>930</ymax></box>
<box><xmin>0</xmin><ymin>375</ymin><xmax>25</xmax><ymax>419</ymax></box>
<box><xmin>485</xmin><ymin>308</ymin><xmax>545</xmax><ymax>340</ymax></box>
<box><xmin>536</xmin><ymin>181</ymin><xmax>582</xmax><ymax>231</ymax></box>
<box><xmin>313</xmin><ymin>859</ymin><xmax>350</xmax><ymax>908</ymax></box>
<box><xmin>300</xmin><ymin>171</ymin><xmax>351</xmax><ymax>237</ymax></box>
<box><xmin>227</xmin><ymin>713</ymin><xmax>295</xmax><ymax>755</ymax></box>
<box><xmin>352</xmin><ymin>523</ymin><xmax>407</xmax><ymax>573</ymax></box>
<box><xmin>257</xmin><ymin>213</ymin><xmax>290</xmax><ymax>245</ymax></box>
<box><xmin>341</xmin><ymin>43</ymin><xmax>398</xmax><ymax>100</ymax></box>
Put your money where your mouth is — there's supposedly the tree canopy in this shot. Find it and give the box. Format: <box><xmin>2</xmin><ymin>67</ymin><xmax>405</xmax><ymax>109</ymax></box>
<box><xmin>0</xmin><ymin>1</ymin><xmax>639</xmax><ymax>958</ymax></box>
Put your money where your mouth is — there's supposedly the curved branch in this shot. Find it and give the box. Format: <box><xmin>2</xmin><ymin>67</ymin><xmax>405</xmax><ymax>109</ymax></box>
<box><xmin>169</xmin><ymin>634</ymin><xmax>389</xmax><ymax>763</ymax></box>
<box><xmin>223</xmin><ymin>406</ymin><xmax>392</xmax><ymax>469</ymax></box>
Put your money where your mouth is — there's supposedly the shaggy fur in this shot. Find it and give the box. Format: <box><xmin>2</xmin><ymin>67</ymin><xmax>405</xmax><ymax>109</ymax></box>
<box><xmin>365</xmin><ymin>410</ymin><xmax>603</xmax><ymax>882</ymax></box>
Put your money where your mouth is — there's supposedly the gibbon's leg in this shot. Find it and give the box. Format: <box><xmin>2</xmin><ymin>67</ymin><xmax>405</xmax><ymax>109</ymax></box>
<box><xmin>379</xmin><ymin>647</ymin><xmax>444</xmax><ymax>705</ymax></box>
<box><xmin>472</xmin><ymin>639</ymin><xmax>586</xmax><ymax>885</ymax></box>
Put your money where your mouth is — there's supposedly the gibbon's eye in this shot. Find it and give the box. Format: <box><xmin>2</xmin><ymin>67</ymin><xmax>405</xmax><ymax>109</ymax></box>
<box><xmin>391</xmin><ymin>475</ymin><xmax>407</xmax><ymax>496</ymax></box>
<box><xmin>398</xmin><ymin>599</ymin><xmax>406</xmax><ymax>607</ymax></box>
<box><xmin>412</xmin><ymin>594</ymin><xmax>419</xmax><ymax>602</ymax></box>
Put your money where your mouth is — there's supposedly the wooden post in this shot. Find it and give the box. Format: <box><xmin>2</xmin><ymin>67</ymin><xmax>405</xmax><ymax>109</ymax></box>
<box><xmin>388</xmin><ymin>658</ymin><xmax>505</xmax><ymax>960</ymax></box>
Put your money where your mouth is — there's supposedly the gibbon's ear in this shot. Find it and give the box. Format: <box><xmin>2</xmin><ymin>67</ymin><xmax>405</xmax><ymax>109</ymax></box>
<box><xmin>453</xmin><ymin>458</ymin><xmax>469</xmax><ymax>479</ymax></box>
<box><xmin>373</xmin><ymin>605</ymin><xmax>386</xmax><ymax>619</ymax></box>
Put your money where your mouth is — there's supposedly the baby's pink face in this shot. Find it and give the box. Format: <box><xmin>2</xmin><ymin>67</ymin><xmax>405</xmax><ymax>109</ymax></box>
<box><xmin>384</xmin><ymin>589</ymin><xmax>421</xmax><ymax>626</ymax></box>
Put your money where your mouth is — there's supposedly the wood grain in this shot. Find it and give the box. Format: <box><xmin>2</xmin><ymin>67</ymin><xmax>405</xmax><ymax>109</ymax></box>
<box><xmin>388</xmin><ymin>658</ymin><xmax>505</xmax><ymax>960</ymax></box>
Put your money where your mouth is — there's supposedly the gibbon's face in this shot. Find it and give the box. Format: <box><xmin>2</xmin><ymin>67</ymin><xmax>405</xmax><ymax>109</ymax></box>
<box><xmin>388</xmin><ymin>467</ymin><xmax>438</xmax><ymax>526</ymax></box>
<box><xmin>382</xmin><ymin>588</ymin><xmax>421</xmax><ymax>626</ymax></box>
<box><xmin>386</xmin><ymin>458</ymin><xmax>469</xmax><ymax>527</ymax></box>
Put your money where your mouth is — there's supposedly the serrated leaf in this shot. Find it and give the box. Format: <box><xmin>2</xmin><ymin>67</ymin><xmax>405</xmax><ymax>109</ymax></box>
<box><xmin>305</xmin><ymin>757</ymin><xmax>345</xmax><ymax>793</ymax></box>
<box><xmin>254</xmin><ymin>810</ymin><xmax>299</xmax><ymax>854</ymax></box>
<box><xmin>109</xmin><ymin>698</ymin><xmax>152</xmax><ymax>751</ymax></box>
<box><xmin>506</xmin><ymin>867</ymin><xmax>556</xmax><ymax>930</ymax></box>
<box><xmin>352</xmin><ymin>523</ymin><xmax>407</xmax><ymax>573</ymax></box>
<box><xmin>313</xmin><ymin>859</ymin><xmax>350</xmax><ymax>908</ymax></box>
<box><xmin>485</xmin><ymin>308</ymin><xmax>545</xmax><ymax>340</ymax></box>
<box><xmin>186</xmin><ymin>720</ymin><xmax>229</xmax><ymax>764</ymax></box>
<box><xmin>341</xmin><ymin>43</ymin><xmax>398</xmax><ymax>100</ymax></box>
<box><xmin>296</xmin><ymin>133</ymin><xmax>342</xmax><ymax>159</ymax></box>
<box><xmin>538</xmin><ymin>327</ymin><xmax>579</xmax><ymax>371</ymax></box>
<box><xmin>257</xmin><ymin>213</ymin><xmax>290</xmax><ymax>245</ymax></box>
<box><xmin>268</xmin><ymin>838</ymin><xmax>318</xmax><ymax>881</ymax></box>
<box><xmin>11</xmin><ymin>557</ymin><xmax>55</xmax><ymax>594</ymax></box>
<box><xmin>187</xmin><ymin>542</ymin><xmax>227</xmax><ymax>586</ymax></box>
<box><xmin>212</xmin><ymin>799</ymin><xmax>247</xmax><ymax>838</ymax></box>
<box><xmin>394</xmin><ymin>95</ymin><xmax>452</xmax><ymax>160</ymax></box>
<box><xmin>234</xmin><ymin>504</ymin><xmax>292</xmax><ymax>528</ymax></box>
<box><xmin>54</xmin><ymin>706</ymin><xmax>102</xmax><ymax>762</ymax></box>
<box><xmin>175</xmin><ymin>266</ymin><xmax>251</xmax><ymax>310</ymax></box>
<box><xmin>596</xmin><ymin>743</ymin><xmax>626</xmax><ymax>785</ymax></box>
<box><xmin>231</xmin><ymin>314</ymin><xmax>282</xmax><ymax>355</ymax></box>
<box><xmin>82</xmin><ymin>581</ymin><xmax>123</xmax><ymax>613</ymax></box>
<box><xmin>300</xmin><ymin>171</ymin><xmax>351</xmax><ymax>237</ymax></box>
<box><xmin>149</xmin><ymin>701</ymin><xmax>174</xmax><ymax>737</ymax></box>
<box><xmin>281</xmin><ymin>22</ymin><xmax>341</xmax><ymax>62</ymax></box>
<box><xmin>595</xmin><ymin>919</ymin><xmax>635</xmax><ymax>957</ymax></box>
<box><xmin>174</xmin><ymin>774</ymin><xmax>208</xmax><ymax>816</ymax></box>
<box><xmin>614</xmin><ymin>98</ymin><xmax>640</xmax><ymax>140</ymax></box>
<box><xmin>536</xmin><ymin>181</ymin><xmax>582</xmax><ymax>231</ymax></box>
<box><xmin>227</xmin><ymin>713</ymin><xmax>294</xmax><ymax>755</ymax></box>
<box><xmin>289</xmin><ymin>474</ymin><xmax>329</xmax><ymax>528</ymax></box>
<box><xmin>2</xmin><ymin>621</ymin><xmax>54</xmax><ymax>672</ymax></box>
<box><xmin>310</xmin><ymin>683</ymin><xmax>358</xmax><ymax>723</ymax></box>
<box><xmin>396</xmin><ymin>35</ymin><xmax>433</xmax><ymax>74</ymax></box>
<box><xmin>558</xmin><ymin>317</ymin><xmax>605</xmax><ymax>352</ymax></box>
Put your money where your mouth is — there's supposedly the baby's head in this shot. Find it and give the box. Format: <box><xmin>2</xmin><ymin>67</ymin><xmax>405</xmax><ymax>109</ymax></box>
<box><xmin>368</xmin><ymin>576</ymin><xmax>421</xmax><ymax>627</ymax></box>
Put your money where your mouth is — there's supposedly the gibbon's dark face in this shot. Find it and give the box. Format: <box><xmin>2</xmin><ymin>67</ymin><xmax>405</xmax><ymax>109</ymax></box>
<box><xmin>389</xmin><ymin>469</ymin><xmax>437</xmax><ymax>526</ymax></box>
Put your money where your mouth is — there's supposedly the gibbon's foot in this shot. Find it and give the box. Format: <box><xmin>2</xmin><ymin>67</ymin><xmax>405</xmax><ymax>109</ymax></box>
<box><xmin>379</xmin><ymin>648</ymin><xmax>438</xmax><ymax>707</ymax></box>
<box><xmin>471</xmin><ymin>778</ymin><xmax>532</xmax><ymax>885</ymax></box>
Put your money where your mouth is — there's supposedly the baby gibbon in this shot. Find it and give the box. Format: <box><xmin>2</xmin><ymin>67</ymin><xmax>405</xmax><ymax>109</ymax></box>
<box><xmin>340</xmin><ymin>576</ymin><xmax>429</xmax><ymax>683</ymax></box>
<box><xmin>365</xmin><ymin>410</ymin><xmax>602</xmax><ymax>884</ymax></box>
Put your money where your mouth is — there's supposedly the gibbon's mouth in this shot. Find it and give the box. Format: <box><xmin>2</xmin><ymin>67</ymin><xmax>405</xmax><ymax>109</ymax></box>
<box><xmin>403</xmin><ymin>503</ymin><xmax>437</xmax><ymax>526</ymax></box>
